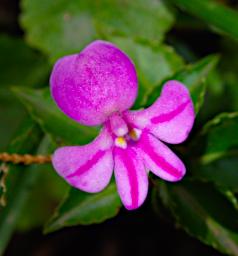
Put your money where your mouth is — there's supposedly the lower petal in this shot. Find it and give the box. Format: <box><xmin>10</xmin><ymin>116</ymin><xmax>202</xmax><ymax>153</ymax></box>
<box><xmin>52</xmin><ymin>127</ymin><xmax>113</xmax><ymax>193</ymax></box>
<box><xmin>137</xmin><ymin>132</ymin><xmax>186</xmax><ymax>182</ymax></box>
<box><xmin>114</xmin><ymin>147</ymin><xmax>148</xmax><ymax>210</ymax></box>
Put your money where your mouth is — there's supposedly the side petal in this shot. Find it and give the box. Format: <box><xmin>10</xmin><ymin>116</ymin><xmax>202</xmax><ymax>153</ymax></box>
<box><xmin>136</xmin><ymin>132</ymin><xmax>186</xmax><ymax>182</ymax></box>
<box><xmin>52</xmin><ymin>127</ymin><xmax>113</xmax><ymax>193</ymax></box>
<box><xmin>125</xmin><ymin>80</ymin><xmax>195</xmax><ymax>144</ymax></box>
<box><xmin>114</xmin><ymin>147</ymin><xmax>148</xmax><ymax>210</ymax></box>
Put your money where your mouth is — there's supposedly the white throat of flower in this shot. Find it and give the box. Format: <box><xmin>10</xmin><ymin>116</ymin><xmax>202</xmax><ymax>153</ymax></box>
<box><xmin>110</xmin><ymin>114</ymin><xmax>142</xmax><ymax>149</ymax></box>
<box><xmin>114</xmin><ymin>128</ymin><xmax>142</xmax><ymax>149</ymax></box>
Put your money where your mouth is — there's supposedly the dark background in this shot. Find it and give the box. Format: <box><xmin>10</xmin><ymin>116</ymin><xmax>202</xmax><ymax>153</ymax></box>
<box><xmin>5</xmin><ymin>204</ymin><xmax>224</xmax><ymax>256</ymax></box>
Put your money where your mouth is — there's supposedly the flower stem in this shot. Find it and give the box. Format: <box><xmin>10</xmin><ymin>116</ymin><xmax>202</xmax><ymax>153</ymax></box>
<box><xmin>0</xmin><ymin>152</ymin><xmax>51</xmax><ymax>165</ymax></box>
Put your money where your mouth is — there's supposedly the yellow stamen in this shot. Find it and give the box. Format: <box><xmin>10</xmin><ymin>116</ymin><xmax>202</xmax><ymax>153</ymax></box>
<box><xmin>115</xmin><ymin>137</ymin><xmax>127</xmax><ymax>149</ymax></box>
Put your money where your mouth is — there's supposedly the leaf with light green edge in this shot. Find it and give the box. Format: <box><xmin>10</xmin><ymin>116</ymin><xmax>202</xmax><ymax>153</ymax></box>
<box><xmin>144</xmin><ymin>54</ymin><xmax>219</xmax><ymax>113</ymax></box>
<box><xmin>44</xmin><ymin>183</ymin><xmax>121</xmax><ymax>233</ymax></box>
<box><xmin>169</xmin><ymin>0</ymin><xmax>238</xmax><ymax>40</ymax></box>
<box><xmin>109</xmin><ymin>37</ymin><xmax>185</xmax><ymax>107</ymax></box>
<box><xmin>158</xmin><ymin>179</ymin><xmax>238</xmax><ymax>256</ymax></box>
<box><xmin>21</xmin><ymin>0</ymin><xmax>174</xmax><ymax>61</ymax></box>
<box><xmin>221</xmin><ymin>190</ymin><xmax>238</xmax><ymax>211</ymax></box>
<box><xmin>12</xmin><ymin>87</ymin><xmax>98</xmax><ymax>145</ymax></box>
<box><xmin>191</xmin><ymin>112</ymin><xmax>238</xmax><ymax>192</ymax></box>
<box><xmin>0</xmin><ymin>35</ymin><xmax>49</xmax><ymax>87</ymax></box>
<box><xmin>200</xmin><ymin>112</ymin><xmax>238</xmax><ymax>164</ymax></box>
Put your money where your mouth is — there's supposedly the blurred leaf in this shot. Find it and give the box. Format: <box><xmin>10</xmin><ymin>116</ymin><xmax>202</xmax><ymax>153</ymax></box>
<box><xmin>144</xmin><ymin>54</ymin><xmax>219</xmax><ymax>113</ymax></box>
<box><xmin>0</xmin><ymin>35</ymin><xmax>49</xmax><ymax>87</ymax></box>
<box><xmin>17</xmin><ymin>164</ymin><xmax>68</xmax><ymax>231</ymax></box>
<box><xmin>44</xmin><ymin>183</ymin><xmax>121</xmax><ymax>233</ymax></box>
<box><xmin>0</xmin><ymin>136</ymin><xmax>51</xmax><ymax>254</ymax></box>
<box><xmin>13</xmin><ymin>87</ymin><xmax>98</xmax><ymax>145</ymax></box>
<box><xmin>21</xmin><ymin>0</ymin><xmax>174</xmax><ymax>61</ymax></box>
<box><xmin>110</xmin><ymin>37</ymin><xmax>184</xmax><ymax>106</ymax></box>
<box><xmin>0</xmin><ymin>118</ymin><xmax>43</xmax><ymax>205</ymax></box>
<box><xmin>195</xmin><ymin>157</ymin><xmax>238</xmax><ymax>193</ymax></box>
<box><xmin>219</xmin><ymin>39</ymin><xmax>238</xmax><ymax>112</ymax></box>
<box><xmin>0</xmin><ymin>90</ymin><xmax>27</xmax><ymax>151</ymax></box>
<box><xmin>0</xmin><ymin>118</ymin><xmax>44</xmax><ymax>255</ymax></box>
<box><xmin>169</xmin><ymin>0</ymin><xmax>238</xmax><ymax>40</ymax></box>
<box><xmin>158</xmin><ymin>179</ymin><xmax>238</xmax><ymax>256</ymax></box>
<box><xmin>0</xmin><ymin>36</ymin><xmax>50</xmax><ymax>150</ymax></box>
<box><xmin>225</xmin><ymin>74</ymin><xmax>238</xmax><ymax>111</ymax></box>
<box><xmin>197</xmin><ymin>69</ymin><xmax>226</xmax><ymax>124</ymax></box>
<box><xmin>206</xmin><ymin>68</ymin><xmax>224</xmax><ymax>96</ymax></box>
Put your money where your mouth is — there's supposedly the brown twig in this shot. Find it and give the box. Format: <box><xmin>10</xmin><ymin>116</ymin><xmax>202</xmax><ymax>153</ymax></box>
<box><xmin>0</xmin><ymin>152</ymin><xmax>51</xmax><ymax>165</ymax></box>
<box><xmin>0</xmin><ymin>163</ymin><xmax>9</xmax><ymax>206</ymax></box>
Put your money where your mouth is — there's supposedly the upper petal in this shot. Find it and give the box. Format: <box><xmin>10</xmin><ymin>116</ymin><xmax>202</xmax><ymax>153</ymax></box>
<box><xmin>114</xmin><ymin>146</ymin><xmax>148</xmax><ymax>210</ymax></box>
<box><xmin>50</xmin><ymin>40</ymin><xmax>138</xmax><ymax>126</ymax></box>
<box><xmin>125</xmin><ymin>80</ymin><xmax>195</xmax><ymax>144</ymax></box>
<box><xmin>52</xmin><ymin>127</ymin><xmax>113</xmax><ymax>193</ymax></box>
<box><xmin>136</xmin><ymin>131</ymin><xmax>186</xmax><ymax>182</ymax></box>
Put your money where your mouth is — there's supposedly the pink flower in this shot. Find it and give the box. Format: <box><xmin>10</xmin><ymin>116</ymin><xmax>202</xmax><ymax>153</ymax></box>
<box><xmin>50</xmin><ymin>40</ymin><xmax>195</xmax><ymax>210</ymax></box>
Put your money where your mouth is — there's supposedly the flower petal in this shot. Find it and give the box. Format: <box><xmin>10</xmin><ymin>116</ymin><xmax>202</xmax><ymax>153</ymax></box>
<box><xmin>136</xmin><ymin>132</ymin><xmax>186</xmax><ymax>182</ymax></box>
<box><xmin>114</xmin><ymin>147</ymin><xmax>148</xmax><ymax>210</ymax></box>
<box><xmin>50</xmin><ymin>40</ymin><xmax>138</xmax><ymax>126</ymax></box>
<box><xmin>125</xmin><ymin>80</ymin><xmax>195</xmax><ymax>144</ymax></box>
<box><xmin>52</xmin><ymin>127</ymin><xmax>113</xmax><ymax>193</ymax></box>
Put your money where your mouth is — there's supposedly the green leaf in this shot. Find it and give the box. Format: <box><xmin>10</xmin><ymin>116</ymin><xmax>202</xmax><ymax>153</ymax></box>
<box><xmin>13</xmin><ymin>87</ymin><xmax>98</xmax><ymax>145</ymax></box>
<box><xmin>110</xmin><ymin>37</ymin><xmax>184</xmax><ymax>107</ymax></box>
<box><xmin>44</xmin><ymin>183</ymin><xmax>121</xmax><ymax>233</ymax></box>
<box><xmin>169</xmin><ymin>0</ymin><xmax>238</xmax><ymax>40</ymax></box>
<box><xmin>95</xmin><ymin>0</ymin><xmax>174</xmax><ymax>43</ymax></box>
<box><xmin>21</xmin><ymin>0</ymin><xmax>174</xmax><ymax>61</ymax></box>
<box><xmin>0</xmin><ymin>35</ymin><xmax>49</xmax><ymax>87</ymax></box>
<box><xmin>158</xmin><ymin>179</ymin><xmax>238</xmax><ymax>256</ymax></box>
<box><xmin>144</xmin><ymin>54</ymin><xmax>219</xmax><ymax>112</ymax></box>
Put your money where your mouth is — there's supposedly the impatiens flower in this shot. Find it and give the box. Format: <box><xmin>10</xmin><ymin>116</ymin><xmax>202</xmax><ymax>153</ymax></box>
<box><xmin>50</xmin><ymin>40</ymin><xmax>195</xmax><ymax>210</ymax></box>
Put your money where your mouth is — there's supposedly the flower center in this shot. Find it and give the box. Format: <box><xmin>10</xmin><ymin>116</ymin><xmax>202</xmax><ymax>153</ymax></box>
<box><xmin>109</xmin><ymin>114</ymin><xmax>141</xmax><ymax>149</ymax></box>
